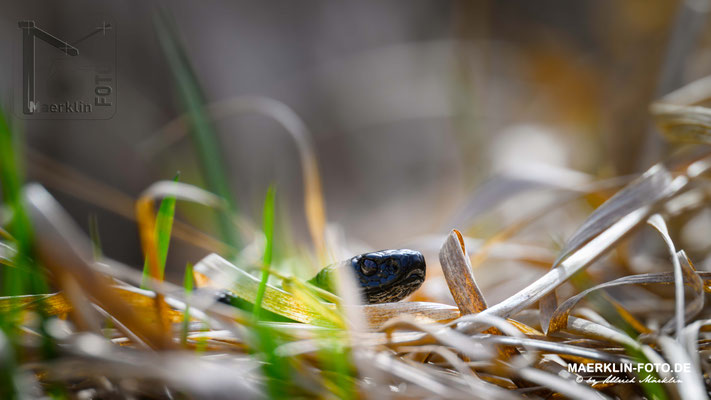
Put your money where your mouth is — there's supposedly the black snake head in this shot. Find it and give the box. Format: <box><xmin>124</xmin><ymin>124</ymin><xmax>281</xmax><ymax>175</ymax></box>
<box><xmin>351</xmin><ymin>249</ymin><xmax>426</xmax><ymax>304</ymax></box>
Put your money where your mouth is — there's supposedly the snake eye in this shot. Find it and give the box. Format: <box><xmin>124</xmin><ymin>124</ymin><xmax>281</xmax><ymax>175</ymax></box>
<box><xmin>360</xmin><ymin>259</ymin><xmax>378</xmax><ymax>276</ymax></box>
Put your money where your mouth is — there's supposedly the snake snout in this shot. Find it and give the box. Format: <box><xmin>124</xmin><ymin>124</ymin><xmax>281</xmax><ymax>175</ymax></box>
<box><xmin>359</xmin><ymin>249</ymin><xmax>426</xmax><ymax>304</ymax></box>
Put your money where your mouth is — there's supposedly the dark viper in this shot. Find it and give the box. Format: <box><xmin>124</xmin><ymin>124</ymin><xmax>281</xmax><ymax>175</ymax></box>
<box><xmin>307</xmin><ymin>248</ymin><xmax>426</xmax><ymax>304</ymax></box>
<box><xmin>218</xmin><ymin>249</ymin><xmax>426</xmax><ymax>306</ymax></box>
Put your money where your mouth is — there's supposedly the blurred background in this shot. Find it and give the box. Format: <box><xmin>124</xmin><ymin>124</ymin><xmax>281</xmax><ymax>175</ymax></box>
<box><xmin>1</xmin><ymin>0</ymin><xmax>708</xmax><ymax>291</ymax></box>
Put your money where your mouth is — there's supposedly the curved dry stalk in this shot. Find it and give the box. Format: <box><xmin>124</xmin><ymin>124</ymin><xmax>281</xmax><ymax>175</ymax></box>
<box><xmin>648</xmin><ymin>214</ymin><xmax>686</xmax><ymax>338</ymax></box>
<box><xmin>439</xmin><ymin>229</ymin><xmax>488</xmax><ymax>314</ymax></box>
<box><xmin>468</xmin><ymin>334</ymin><xmax>629</xmax><ymax>364</ymax></box>
<box><xmin>662</xmin><ymin>251</ymin><xmax>704</xmax><ymax>334</ymax></box>
<box><xmin>547</xmin><ymin>267</ymin><xmax>708</xmax><ymax>335</ymax></box>
<box><xmin>140</xmin><ymin>96</ymin><xmax>328</xmax><ymax>261</ymax></box>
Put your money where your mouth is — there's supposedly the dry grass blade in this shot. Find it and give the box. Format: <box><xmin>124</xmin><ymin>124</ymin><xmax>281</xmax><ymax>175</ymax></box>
<box><xmin>651</xmin><ymin>75</ymin><xmax>711</xmax><ymax>144</ymax></box>
<box><xmin>97</xmin><ymin>258</ymin><xmax>254</xmax><ymax>337</ymax></box>
<box><xmin>656</xmin><ymin>335</ymin><xmax>709</xmax><ymax>399</ymax></box>
<box><xmin>22</xmin><ymin>184</ymin><xmax>172</xmax><ymax>349</ymax></box>
<box><xmin>514</xmin><ymin>366</ymin><xmax>612</xmax><ymax>400</ymax></box>
<box><xmin>448</xmin><ymin>313</ymin><xmax>541</xmax><ymax>363</ymax></box>
<box><xmin>381</xmin><ymin>316</ymin><xmax>495</xmax><ymax>361</ymax></box>
<box><xmin>676</xmin><ymin>251</ymin><xmax>704</xmax><ymax>321</ymax></box>
<box><xmin>540</xmin><ymin>165</ymin><xmax>682</xmax><ymax>330</ymax></box>
<box><xmin>565</xmin><ymin>316</ymin><xmax>640</xmax><ymax>349</ymax></box>
<box><xmin>681</xmin><ymin>319</ymin><xmax>711</xmax><ymax>373</ymax></box>
<box><xmin>0</xmin><ymin>259</ymin><xmax>254</xmax><ymax>335</ymax></box>
<box><xmin>555</xmin><ymin>165</ymin><xmax>676</xmax><ymax>266</ymax></box>
<box><xmin>547</xmin><ymin>267</ymin><xmax>708</xmax><ymax>335</ymax></box>
<box><xmin>0</xmin><ymin>292</ymin><xmax>71</xmax><ymax>315</ymax></box>
<box><xmin>395</xmin><ymin>344</ymin><xmax>489</xmax><ymax>392</ymax></box>
<box><xmin>358</xmin><ymin>349</ymin><xmax>494</xmax><ymax>399</ymax></box>
<box><xmin>439</xmin><ymin>229</ymin><xmax>488</xmax><ymax>314</ymax></box>
<box><xmin>648</xmin><ymin>214</ymin><xmax>684</xmax><ymax>339</ymax></box>
<box><xmin>647</xmin><ymin>214</ymin><xmax>704</xmax><ymax>337</ymax></box>
<box><xmin>50</xmin><ymin>333</ymin><xmax>262</xmax><ymax>400</ymax></box>
<box><xmin>358</xmin><ymin>302</ymin><xmax>459</xmax><ymax>328</ymax></box>
<box><xmin>469</xmin><ymin>334</ymin><xmax>629</xmax><ymax>363</ymax></box>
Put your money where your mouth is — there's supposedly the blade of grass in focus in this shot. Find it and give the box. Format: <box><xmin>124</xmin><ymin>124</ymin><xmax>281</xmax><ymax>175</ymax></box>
<box><xmin>141</xmin><ymin>173</ymin><xmax>179</xmax><ymax>288</ymax></box>
<box><xmin>153</xmin><ymin>11</ymin><xmax>240</xmax><ymax>254</ymax></box>
<box><xmin>254</xmin><ymin>185</ymin><xmax>276</xmax><ymax>319</ymax></box>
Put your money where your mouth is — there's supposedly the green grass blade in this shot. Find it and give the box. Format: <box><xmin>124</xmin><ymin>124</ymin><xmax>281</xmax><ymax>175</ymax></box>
<box><xmin>0</xmin><ymin>106</ymin><xmax>55</xmax><ymax>398</ymax></box>
<box><xmin>153</xmin><ymin>11</ymin><xmax>240</xmax><ymax>253</ymax></box>
<box><xmin>0</xmin><ymin>107</ymin><xmax>50</xmax><ymax>299</ymax></box>
<box><xmin>624</xmin><ymin>345</ymin><xmax>669</xmax><ymax>400</ymax></box>
<box><xmin>254</xmin><ymin>324</ymin><xmax>289</xmax><ymax>398</ymax></box>
<box><xmin>248</xmin><ymin>186</ymin><xmax>289</xmax><ymax>396</ymax></box>
<box><xmin>88</xmin><ymin>213</ymin><xmax>102</xmax><ymax>260</ymax></box>
<box><xmin>318</xmin><ymin>339</ymin><xmax>355</xmax><ymax>400</ymax></box>
<box><xmin>0</xmin><ymin>109</ymin><xmax>32</xmax><ymax>298</ymax></box>
<box><xmin>141</xmin><ymin>173</ymin><xmax>179</xmax><ymax>288</ymax></box>
<box><xmin>181</xmin><ymin>263</ymin><xmax>193</xmax><ymax>347</ymax></box>
<box><xmin>253</xmin><ymin>185</ymin><xmax>276</xmax><ymax>319</ymax></box>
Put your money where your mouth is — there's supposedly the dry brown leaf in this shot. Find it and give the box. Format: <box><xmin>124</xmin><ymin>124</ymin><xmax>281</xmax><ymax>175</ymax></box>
<box><xmin>439</xmin><ymin>229</ymin><xmax>488</xmax><ymax>314</ymax></box>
